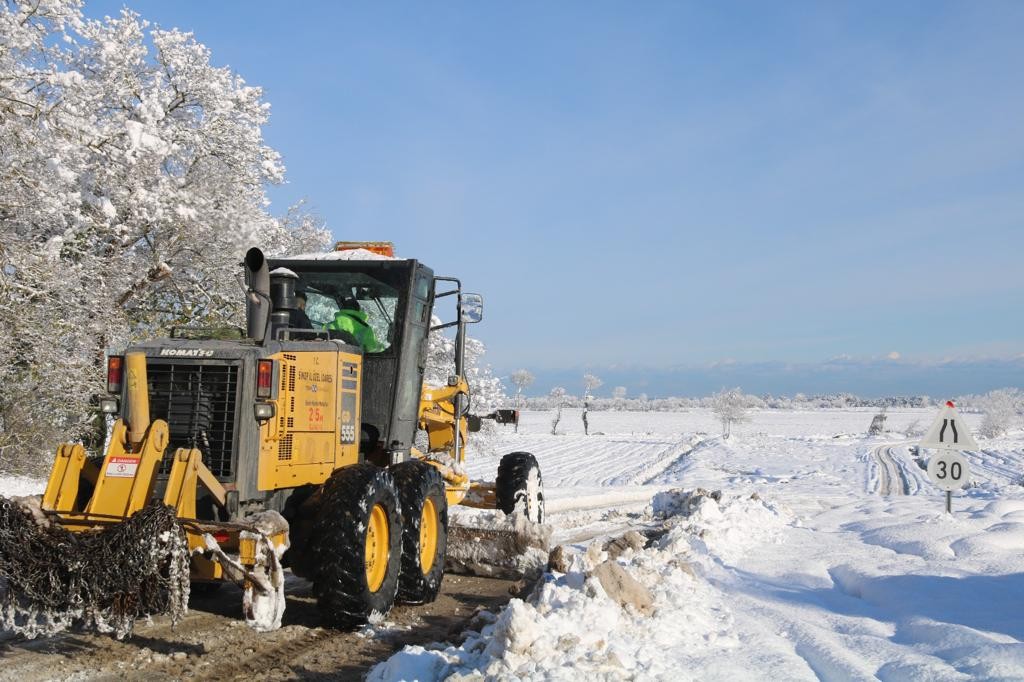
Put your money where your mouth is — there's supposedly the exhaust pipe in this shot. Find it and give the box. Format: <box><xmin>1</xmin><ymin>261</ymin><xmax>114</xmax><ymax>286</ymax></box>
<box><xmin>125</xmin><ymin>352</ymin><xmax>150</xmax><ymax>447</ymax></box>
<box><xmin>245</xmin><ymin>247</ymin><xmax>270</xmax><ymax>343</ymax></box>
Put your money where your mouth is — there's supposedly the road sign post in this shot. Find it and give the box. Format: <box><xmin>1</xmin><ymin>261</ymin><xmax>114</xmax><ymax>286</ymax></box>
<box><xmin>920</xmin><ymin>401</ymin><xmax>975</xmax><ymax>515</ymax></box>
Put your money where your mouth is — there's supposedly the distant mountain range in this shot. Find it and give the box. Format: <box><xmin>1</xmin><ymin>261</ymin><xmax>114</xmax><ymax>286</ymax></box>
<box><xmin>499</xmin><ymin>356</ymin><xmax>1024</xmax><ymax>400</ymax></box>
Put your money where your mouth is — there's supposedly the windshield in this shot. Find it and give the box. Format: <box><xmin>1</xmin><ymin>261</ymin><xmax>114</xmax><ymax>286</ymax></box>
<box><xmin>294</xmin><ymin>270</ymin><xmax>400</xmax><ymax>353</ymax></box>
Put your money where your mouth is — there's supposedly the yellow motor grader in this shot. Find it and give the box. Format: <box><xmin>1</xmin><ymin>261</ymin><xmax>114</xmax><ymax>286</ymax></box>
<box><xmin>0</xmin><ymin>243</ymin><xmax>544</xmax><ymax>635</ymax></box>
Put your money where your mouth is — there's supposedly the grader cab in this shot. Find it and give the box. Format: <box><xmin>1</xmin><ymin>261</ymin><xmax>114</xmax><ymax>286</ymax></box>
<box><xmin>0</xmin><ymin>244</ymin><xmax>544</xmax><ymax>637</ymax></box>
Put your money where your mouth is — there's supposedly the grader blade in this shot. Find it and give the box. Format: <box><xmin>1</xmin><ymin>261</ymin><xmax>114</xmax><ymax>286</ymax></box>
<box><xmin>446</xmin><ymin>511</ymin><xmax>552</xmax><ymax>581</ymax></box>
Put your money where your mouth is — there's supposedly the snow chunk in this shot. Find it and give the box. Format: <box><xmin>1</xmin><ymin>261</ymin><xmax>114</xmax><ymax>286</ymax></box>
<box><xmin>0</xmin><ymin>477</ymin><xmax>46</xmax><ymax>498</ymax></box>
<box><xmin>655</xmin><ymin>490</ymin><xmax>792</xmax><ymax>565</ymax></box>
<box><xmin>125</xmin><ymin>120</ymin><xmax>170</xmax><ymax>156</ymax></box>
<box><xmin>45</xmin><ymin>157</ymin><xmax>77</xmax><ymax>183</ymax></box>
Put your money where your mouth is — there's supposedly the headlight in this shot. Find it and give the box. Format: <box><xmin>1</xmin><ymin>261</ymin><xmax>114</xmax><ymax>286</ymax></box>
<box><xmin>99</xmin><ymin>398</ymin><xmax>119</xmax><ymax>414</ymax></box>
<box><xmin>254</xmin><ymin>402</ymin><xmax>276</xmax><ymax>420</ymax></box>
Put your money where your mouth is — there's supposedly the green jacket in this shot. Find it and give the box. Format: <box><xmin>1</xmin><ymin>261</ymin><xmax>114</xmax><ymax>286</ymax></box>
<box><xmin>326</xmin><ymin>309</ymin><xmax>382</xmax><ymax>352</ymax></box>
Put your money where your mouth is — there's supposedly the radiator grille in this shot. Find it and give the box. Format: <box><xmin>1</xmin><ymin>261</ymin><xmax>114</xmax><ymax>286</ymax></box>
<box><xmin>148</xmin><ymin>361</ymin><xmax>240</xmax><ymax>478</ymax></box>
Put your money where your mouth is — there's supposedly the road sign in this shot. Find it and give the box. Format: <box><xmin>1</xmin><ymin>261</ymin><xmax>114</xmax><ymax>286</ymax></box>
<box><xmin>926</xmin><ymin>450</ymin><xmax>970</xmax><ymax>492</ymax></box>
<box><xmin>919</xmin><ymin>401</ymin><xmax>978</xmax><ymax>451</ymax></box>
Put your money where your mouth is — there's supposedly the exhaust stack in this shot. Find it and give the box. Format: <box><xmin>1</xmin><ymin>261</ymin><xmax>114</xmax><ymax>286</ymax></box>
<box><xmin>125</xmin><ymin>352</ymin><xmax>150</xmax><ymax>447</ymax></box>
<box><xmin>245</xmin><ymin>247</ymin><xmax>271</xmax><ymax>343</ymax></box>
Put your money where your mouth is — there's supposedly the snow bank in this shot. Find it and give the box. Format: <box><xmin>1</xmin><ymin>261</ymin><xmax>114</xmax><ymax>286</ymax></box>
<box><xmin>370</xmin><ymin>491</ymin><xmax>790</xmax><ymax>680</ymax></box>
<box><xmin>651</xmin><ymin>489</ymin><xmax>792</xmax><ymax>565</ymax></box>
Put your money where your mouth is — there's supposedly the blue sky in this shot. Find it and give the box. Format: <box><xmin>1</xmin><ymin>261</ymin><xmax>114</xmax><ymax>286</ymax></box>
<box><xmin>87</xmin><ymin>1</ymin><xmax>1024</xmax><ymax>395</ymax></box>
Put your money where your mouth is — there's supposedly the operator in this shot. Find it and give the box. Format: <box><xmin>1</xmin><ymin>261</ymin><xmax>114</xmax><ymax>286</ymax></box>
<box><xmin>290</xmin><ymin>290</ymin><xmax>313</xmax><ymax>329</ymax></box>
<box><xmin>326</xmin><ymin>298</ymin><xmax>382</xmax><ymax>352</ymax></box>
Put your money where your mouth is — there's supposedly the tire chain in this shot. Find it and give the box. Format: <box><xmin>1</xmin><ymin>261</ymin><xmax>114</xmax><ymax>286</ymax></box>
<box><xmin>0</xmin><ymin>497</ymin><xmax>189</xmax><ymax>639</ymax></box>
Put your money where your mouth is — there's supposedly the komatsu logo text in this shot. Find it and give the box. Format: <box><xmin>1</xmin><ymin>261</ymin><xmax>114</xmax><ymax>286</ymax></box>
<box><xmin>159</xmin><ymin>348</ymin><xmax>215</xmax><ymax>358</ymax></box>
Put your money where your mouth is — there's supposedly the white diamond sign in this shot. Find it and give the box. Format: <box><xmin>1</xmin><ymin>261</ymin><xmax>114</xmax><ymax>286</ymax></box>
<box><xmin>919</xmin><ymin>401</ymin><xmax>978</xmax><ymax>451</ymax></box>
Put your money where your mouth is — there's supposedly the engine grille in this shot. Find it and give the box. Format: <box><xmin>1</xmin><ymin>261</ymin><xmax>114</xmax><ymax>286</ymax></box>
<box><xmin>147</xmin><ymin>361</ymin><xmax>240</xmax><ymax>478</ymax></box>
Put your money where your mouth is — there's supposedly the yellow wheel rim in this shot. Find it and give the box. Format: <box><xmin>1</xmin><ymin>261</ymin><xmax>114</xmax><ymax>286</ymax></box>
<box><xmin>365</xmin><ymin>503</ymin><xmax>390</xmax><ymax>592</ymax></box>
<box><xmin>419</xmin><ymin>497</ymin><xmax>438</xmax><ymax>574</ymax></box>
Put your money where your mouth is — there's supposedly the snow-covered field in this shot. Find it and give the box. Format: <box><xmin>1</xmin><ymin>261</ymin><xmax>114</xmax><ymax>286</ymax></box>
<box><xmin>375</xmin><ymin>408</ymin><xmax>1024</xmax><ymax>681</ymax></box>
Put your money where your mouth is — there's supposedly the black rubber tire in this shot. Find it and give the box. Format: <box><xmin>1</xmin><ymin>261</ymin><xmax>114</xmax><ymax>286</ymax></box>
<box><xmin>495</xmin><ymin>451</ymin><xmax>545</xmax><ymax>523</ymax></box>
<box><xmin>391</xmin><ymin>461</ymin><xmax>448</xmax><ymax>604</ymax></box>
<box><xmin>309</xmin><ymin>463</ymin><xmax>403</xmax><ymax>628</ymax></box>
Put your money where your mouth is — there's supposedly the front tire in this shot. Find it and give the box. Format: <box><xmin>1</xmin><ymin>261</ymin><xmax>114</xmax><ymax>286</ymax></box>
<box><xmin>310</xmin><ymin>464</ymin><xmax>402</xmax><ymax>628</ymax></box>
<box><xmin>496</xmin><ymin>452</ymin><xmax>545</xmax><ymax>523</ymax></box>
<box><xmin>391</xmin><ymin>461</ymin><xmax>448</xmax><ymax>604</ymax></box>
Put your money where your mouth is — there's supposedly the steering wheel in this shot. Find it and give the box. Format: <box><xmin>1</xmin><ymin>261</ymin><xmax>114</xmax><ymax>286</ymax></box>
<box><xmin>327</xmin><ymin>329</ymin><xmax>361</xmax><ymax>347</ymax></box>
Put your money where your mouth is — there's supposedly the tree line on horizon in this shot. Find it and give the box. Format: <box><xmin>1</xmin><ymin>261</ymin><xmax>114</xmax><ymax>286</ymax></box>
<box><xmin>506</xmin><ymin>369</ymin><xmax>1023</xmax><ymax>439</ymax></box>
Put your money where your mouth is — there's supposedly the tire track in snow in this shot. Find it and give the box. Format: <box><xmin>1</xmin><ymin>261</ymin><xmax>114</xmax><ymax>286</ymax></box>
<box><xmin>961</xmin><ymin>448</ymin><xmax>1024</xmax><ymax>485</ymax></box>
<box><xmin>485</xmin><ymin>434</ymin><xmax>696</xmax><ymax>489</ymax></box>
<box><xmin>870</xmin><ymin>444</ymin><xmax>911</xmax><ymax>496</ymax></box>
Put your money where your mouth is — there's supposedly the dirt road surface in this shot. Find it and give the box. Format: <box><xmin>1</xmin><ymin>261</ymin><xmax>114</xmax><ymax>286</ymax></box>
<box><xmin>0</xmin><ymin>573</ymin><xmax>516</xmax><ymax>681</ymax></box>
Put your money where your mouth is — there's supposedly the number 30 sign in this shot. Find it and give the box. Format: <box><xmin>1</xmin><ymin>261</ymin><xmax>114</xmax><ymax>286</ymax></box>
<box><xmin>927</xmin><ymin>451</ymin><xmax>969</xmax><ymax>492</ymax></box>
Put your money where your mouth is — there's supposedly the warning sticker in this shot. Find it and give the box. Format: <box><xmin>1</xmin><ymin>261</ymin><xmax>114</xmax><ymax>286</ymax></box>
<box><xmin>105</xmin><ymin>456</ymin><xmax>140</xmax><ymax>478</ymax></box>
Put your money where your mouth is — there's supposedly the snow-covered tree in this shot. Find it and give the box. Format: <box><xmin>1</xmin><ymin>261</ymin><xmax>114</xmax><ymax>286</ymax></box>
<box><xmin>423</xmin><ymin>316</ymin><xmax>505</xmax><ymax>414</ymax></box>
<box><xmin>509</xmin><ymin>369</ymin><xmax>534</xmax><ymax>433</ymax></box>
<box><xmin>868</xmin><ymin>408</ymin><xmax>887</xmax><ymax>436</ymax></box>
<box><xmin>581</xmin><ymin>372</ymin><xmax>602</xmax><ymax>435</ymax></box>
<box><xmin>977</xmin><ymin>388</ymin><xmax>1021</xmax><ymax>438</ymax></box>
<box><xmin>0</xmin><ymin>1</ymin><xmax>327</xmax><ymax>470</ymax></box>
<box><xmin>710</xmin><ymin>387</ymin><xmax>752</xmax><ymax>439</ymax></box>
<box><xmin>549</xmin><ymin>386</ymin><xmax>567</xmax><ymax>435</ymax></box>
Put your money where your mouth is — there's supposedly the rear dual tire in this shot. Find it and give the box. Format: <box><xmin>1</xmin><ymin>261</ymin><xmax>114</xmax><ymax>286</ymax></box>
<box><xmin>391</xmin><ymin>460</ymin><xmax>448</xmax><ymax>604</ymax></box>
<box><xmin>311</xmin><ymin>464</ymin><xmax>403</xmax><ymax>628</ymax></box>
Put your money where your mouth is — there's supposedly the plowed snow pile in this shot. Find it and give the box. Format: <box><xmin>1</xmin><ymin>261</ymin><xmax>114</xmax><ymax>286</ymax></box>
<box><xmin>370</xmin><ymin>491</ymin><xmax>790</xmax><ymax>680</ymax></box>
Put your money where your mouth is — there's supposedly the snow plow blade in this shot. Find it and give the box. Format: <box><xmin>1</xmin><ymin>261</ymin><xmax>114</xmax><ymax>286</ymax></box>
<box><xmin>446</xmin><ymin>512</ymin><xmax>552</xmax><ymax>581</ymax></box>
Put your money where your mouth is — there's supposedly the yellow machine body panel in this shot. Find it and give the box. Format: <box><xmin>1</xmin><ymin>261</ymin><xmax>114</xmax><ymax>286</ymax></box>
<box><xmin>417</xmin><ymin>379</ymin><xmax>472</xmax><ymax>506</ymax></box>
<box><xmin>257</xmin><ymin>349</ymin><xmax>362</xmax><ymax>491</ymax></box>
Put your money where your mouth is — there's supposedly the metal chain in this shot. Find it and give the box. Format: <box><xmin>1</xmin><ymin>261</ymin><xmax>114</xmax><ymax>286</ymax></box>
<box><xmin>0</xmin><ymin>497</ymin><xmax>190</xmax><ymax>639</ymax></box>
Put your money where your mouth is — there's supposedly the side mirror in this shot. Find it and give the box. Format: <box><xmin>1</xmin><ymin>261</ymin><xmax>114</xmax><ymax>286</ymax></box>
<box><xmin>460</xmin><ymin>293</ymin><xmax>483</xmax><ymax>323</ymax></box>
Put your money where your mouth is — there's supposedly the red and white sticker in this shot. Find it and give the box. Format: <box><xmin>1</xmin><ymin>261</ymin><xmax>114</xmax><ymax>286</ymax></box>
<box><xmin>105</xmin><ymin>456</ymin><xmax>140</xmax><ymax>478</ymax></box>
